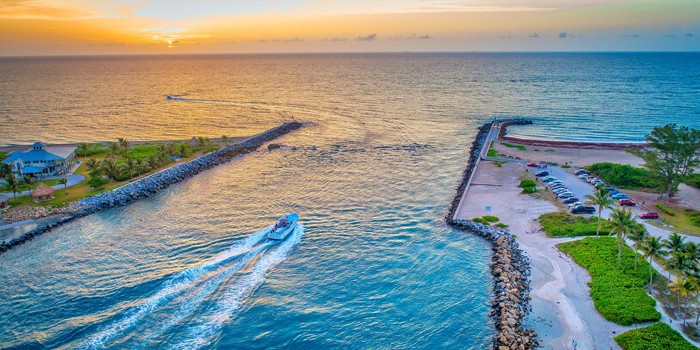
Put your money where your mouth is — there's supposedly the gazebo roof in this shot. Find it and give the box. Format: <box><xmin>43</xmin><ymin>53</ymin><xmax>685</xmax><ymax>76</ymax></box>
<box><xmin>31</xmin><ymin>183</ymin><xmax>56</xmax><ymax>198</ymax></box>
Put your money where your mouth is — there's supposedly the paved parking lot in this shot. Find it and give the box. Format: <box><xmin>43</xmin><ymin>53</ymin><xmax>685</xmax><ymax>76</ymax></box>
<box><xmin>537</xmin><ymin>165</ymin><xmax>700</xmax><ymax>244</ymax></box>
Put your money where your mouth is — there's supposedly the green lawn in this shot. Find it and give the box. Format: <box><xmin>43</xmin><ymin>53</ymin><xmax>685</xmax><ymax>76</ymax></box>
<box><xmin>558</xmin><ymin>237</ymin><xmax>661</xmax><ymax>325</ymax></box>
<box><xmin>539</xmin><ymin>212</ymin><xmax>611</xmax><ymax>237</ymax></box>
<box><xmin>500</xmin><ymin>142</ymin><xmax>527</xmax><ymax>151</ymax></box>
<box><xmin>652</xmin><ymin>203</ymin><xmax>700</xmax><ymax>237</ymax></box>
<box><xmin>614</xmin><ymin>322</ymin><xmax>697</xmax><ymax>350</ymax></box>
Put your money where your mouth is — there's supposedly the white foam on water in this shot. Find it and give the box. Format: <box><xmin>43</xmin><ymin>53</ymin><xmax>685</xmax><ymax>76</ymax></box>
<box><xmin>79</xmin><ymin>229</ymin><xmax>269</xmax><ymax>350</ymax></box>
<box><xmin>136</xmin><ymin>242</ymin><xmax>275</xmax><ymax>348</ymax></box>
<box><xmin>170</xmin><ymin>225</ymin><xmax>305</xmax><ymax>350</ymax></box>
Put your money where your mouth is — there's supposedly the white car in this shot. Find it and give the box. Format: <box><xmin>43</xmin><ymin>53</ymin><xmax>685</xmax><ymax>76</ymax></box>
<box><xmin>568</xmin><ymin>201</ymin><xmax>583</xmax><ymax>207</ymax></box>
<box><xmin>558</xmin><ymin>192</ymin><xmax>574</xmax><ymax>198</ymax></box>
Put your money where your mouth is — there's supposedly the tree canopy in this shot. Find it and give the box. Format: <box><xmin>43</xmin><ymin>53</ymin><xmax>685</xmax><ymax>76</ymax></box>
<box><xmin>640</xmin><ymin>124</ymin><xmax>700</xmax><ymax>198</ymax></box>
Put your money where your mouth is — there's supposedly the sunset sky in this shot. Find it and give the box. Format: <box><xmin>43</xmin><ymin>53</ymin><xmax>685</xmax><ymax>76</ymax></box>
<box><xmin>0</xmin><ymin>0</ymin><xmax>698</xmax><ymax>56</ymax></box>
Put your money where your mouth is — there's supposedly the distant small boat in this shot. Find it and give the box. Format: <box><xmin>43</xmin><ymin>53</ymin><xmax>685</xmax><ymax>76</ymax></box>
<box><xmin>166</xmin><ymin>95</ymin><xmax>174</xmax><ymax>100</ymax></box>
<box><xmin>267</xmin><ymin>213</ymin><xmax>298</xmax><ymax>240</ymax></box>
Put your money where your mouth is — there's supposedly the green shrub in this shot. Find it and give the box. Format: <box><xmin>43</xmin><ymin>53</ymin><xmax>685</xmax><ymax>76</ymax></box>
<box><xmin>126</xmin><ymin>145</ymin><xmax>160</xmax><ymax>159</ymax></box>
<box><xmin>534</xmin><ymin>149</ymin><xmax>540</xmax><ymax>152</ymax></box>
<box><xmin>549</xmin><ymin>162</ymin><xmax>559</xmax><ymax>166</ymax></box>
<box><xmin>519</xmin><ymin>180</ymin><xmax>536</xmax><ymax>188</ymax></box>
<box><xmin>561</xmin><ymin>165</ymin><xmax>571</xmax><ymax>169</ymax></box>
<box><xmin>0</xmin><ymin>151</ymin><xmax>7</xmax><ymax>161</ymax></box>
<box><xmin>487</xmin><ymin>149</ymin><xmax>498</xmax><ymax>157</ymax></box>
<box><xmin>87</xmin><ymin>176</ymin><xmax>109</xmax><ymax>190</ymax></box>
<box><xmin>614</xmin><ymin>322</ymin><xmax>696</xmax><ymax>350</ymax></box>
<box><xmin>539</xmin><ymin>212</ymin><xmax>609</xmax><ymax>237</ymax></box>
<box><xmin>586</xmin><ymin>162</ymin><xmax>660</xmax><ymax>191</ymax></box>
<box><xmin>472</xmin><ymin>217</ymin><xmax>488</xmax><ymax>225</ymax></box>
<box><xmin>521</xmin><ymin>186</ymin><xmax>536</xmax><ymax>194</ymax></box>
<box><xmin>494</xmin><ymin>223</ymin><xmax>509</xmax><ymax>229</ymax></box>
<box><xmin>501</xmin><ymin>142</ymin><xmax>526</xmax><ymax>151</ymax></box>
<box><xmin>683</xmin><ymin>173</ymin><xmax>700</xmax><ymax>189</ymax></box>
<box><xmin>656</xmin><ymin>203</ymin><xmax>676</xmax><ymax>216</ymax></box>
<box><xmin>539</xmin><ymin>212</ymin><xmax>644</xmax><ymax>238</ymax></box>
<box><xmin>482</xmin><ymin>215</ymin><xmax>500</xmax><ymax>223</ymax></box>
<box><xmin>558</xmin><ymin>237</ymin><xmax>661</xmax><ymax>325</ymax></box>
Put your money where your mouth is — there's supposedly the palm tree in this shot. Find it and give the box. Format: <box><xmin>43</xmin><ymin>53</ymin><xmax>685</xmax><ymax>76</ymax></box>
<box><xmin>0</xmin><ymin>163</ymin><xmax>11</xmax><ymax>178</ymax></box>
<box><xmin>107</xmin><ymin>141</ymin><xmax>120</xmax><ymax>157</ymax></box>
<box><xmin>117</xmin><ymin>138</ymin><xmax>129</xmax><ymax>152</ymax></box>
<box><xmin>664</xmin><ymin>232</ymin><xmax>687</xmax><ymax>256</ymax></box>
<box><xmin>165</xmin><ymin>143</ymin><xmax>175</xmax><ymax>157</ymax></box>
<box><xmin>58</xmin><ymin>178</ymin><xmax>67</xmax><ymax>188</ymax></box>
<box><xmin>178</xmin><ymin>143</ymin><xmax>189</xmax><ymax>158</ymax></box>
<box><xmin>641</xmin><ymin>236</ymin><xmax>667</xmax><ymax>291</ymax></box>
<box><xmin>77</xmin><ymin>143</ymin><xmax>92</xmax><ymax>157</ymax></box>
<box><xmin>133</xmin><ymin>158</ymin><xmax>144</xmax><ymax>177</ymax></box>
<box><xmin>585</xmin><ymin>187</ymin><xmax>615</xmax><ymax>237</ymax></box>
<box><xmin>146</xmin><ymin>155</ymin><xmax>160</xmax><ymax>170</ymax></box>
<box><xmin>101</xmin><ymin>158</ymin><xmax>121</xmax><ymax>180</ymax></box>
<box><xmin>683</xmin><ymin>242</ymin><xmax>700</xmax><ymax>266</ymax></box>
<box><xmin>665</xmin><ymin>252</ymin><xmax>694</xmax><ymax>291</ymax></box>
<box><xmin>2</xmin><ymin>174</ymin><xmax>20</xmax><ymax>204</ymax></box>
<box><xmin>628</xmin><ymin>229</ymin><xmax>647</xmax><ymax>269</ymax></box>
<box><xmin>22</xmin><ymin>175</ymin><xmax>34</xmax><ymax>188</ymax></box>
<box><xmin>85</xmin><ymin>158</ymin><xmax>99</xmax><ymax>171</ymax></box>
<box><xmin>609</xmin><ymin>207</ymin><xmax>634</xmax><ymax>264</ymax></box>
<box><xmin>124</xmin><ymin>158</ymin><xmax>136</xmax><ymax>179</ymax></box>
<box><xmin>669</xmin><ymin>276</ymin><xmax>696</xmax><ymax>326</ymax></box>
<box><xmin>221</xmin><ymin>135</ymin><xmax>230</xmax><ymax>144</ymax></box>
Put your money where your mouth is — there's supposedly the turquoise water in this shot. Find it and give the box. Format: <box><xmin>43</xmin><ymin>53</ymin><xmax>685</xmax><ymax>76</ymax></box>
<box><xmin>1</xmin><ymin>53</ymin><xmax>699</xmax><ymax>348</ymax></box>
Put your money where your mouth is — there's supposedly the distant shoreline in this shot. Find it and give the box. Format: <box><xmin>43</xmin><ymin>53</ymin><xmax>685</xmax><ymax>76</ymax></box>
<box><xmin>0</xmin><ymin>137</ymin><xmax>248</xmax><ymax>153</ymax></box>
<box><xmin>498</xmin><ymin>121</ymin><xmax>647</xmax><ymax>150</ymax></box>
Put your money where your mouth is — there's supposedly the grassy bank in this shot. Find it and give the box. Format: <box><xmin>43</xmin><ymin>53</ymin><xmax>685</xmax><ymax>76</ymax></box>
<box><xmin>539</xmin><ymin>212</ymin><xmax>611</xmax><ymax>237</ymax></box>
<box><xmin>558</xmin><ymin>237</ymin><xmax>661</xmax><ymax>325</ymax></box>
<box><xmin>614</xmin><ymin>322</ymin><xmax>697</xmax><ymax>350</ymax></box>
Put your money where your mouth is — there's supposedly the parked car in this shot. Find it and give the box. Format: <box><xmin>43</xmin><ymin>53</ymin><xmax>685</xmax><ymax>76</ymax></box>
<box><xmin>552</xmin><ymin>188</ymin><xmax>569</xmax><ymax>194</ymax></box>
<box><xmin>571</xmin><ymin>205</ymin><xmax>596</xmax><ymax>214</ymax></box>
<box><xmin>563</xmin><ymin>197</ymin><xmax>580</xmax><ymax>204</ymax></box>
<box><xmin>619</xmin><ymin>199</ymin><xmax>636</xmax><ymax>206</ymax></box>
<box><xmin>542</xmin><ymin>177</ymin><xmax>557</xmax><ymax>183</ymax></box>
<box><xmin>547</xmin><ymin>181</ymin><xmax>564</xmax><ymax>187</ymax></box>
<box><xmin>639</xmin><ymin>212</ymin><xmax>659</xmax><ymax>219</ymax></box>
<box><xmin>550</xmin><ymin>184</ymin><xmax>567</xmax><ymax>190</ymax></box>
<box><xmin>609</xmin><ymin>190</ymin><xmax>619</xmax><ymax>196</ymax></box>
<box><xmin>575</xmin><ymin>169</ymin><xmax>589</xmax><ymax>175</ymax></box>
<box><xmin>586</xmin><ymin>177</ymin><xmax>597</xmax><ymax>183</ymax></box>
<box><xmin>611</xmin><ymin>193</ymin><xmax>628</xmax><ymax>199</ymax></box>
<box><xmin>578</xmin><ymin>174</ymin><xmax>589</xmax><ymax>179</ymax></box>
<box><xmin>527</xmin><ymin>163</ymin><xmax>539</xmax><ymax>167</ymax></box>
<box><xmin>536</xmin><ymin>171</ymin><xmax>549</xmax><ymax>177</ymax></box>
<box><xmin>568</xmin><ymin>201</ymin><xmax>584</xmax><ymax>208</ymax></box>
<box><xmin>558</xmin><ymin>192</ymin><xmax>574</xmax><ymax>199</ymax></box>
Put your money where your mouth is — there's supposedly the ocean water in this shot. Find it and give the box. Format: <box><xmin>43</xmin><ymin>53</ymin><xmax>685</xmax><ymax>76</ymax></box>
<box><xmin>1</xmin><ymin>53</ymin><xmax>699</xmax><ymax>349</ymax></box>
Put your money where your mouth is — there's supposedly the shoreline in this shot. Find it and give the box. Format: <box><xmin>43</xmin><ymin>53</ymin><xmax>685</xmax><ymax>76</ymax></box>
<box><xmin>498</xmin><ymin>121</ymin><xmax>647</xmax><ymax>150</ymax></box>
<box><xmin>0</xmin><ymin>137</ymin><xmax>248</xmax><ymax>153</ymax></box>
<box><xmin>0</xmin><ymin>122</ymin><xmax>305</xmax><ymax>255</ymax></box>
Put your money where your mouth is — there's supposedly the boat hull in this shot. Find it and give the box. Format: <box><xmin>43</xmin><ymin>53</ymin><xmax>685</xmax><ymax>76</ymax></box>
<box><xmin>267</xmin><ymin>213</ymin><xmax>298</xmax><ymax>240</ymax></box>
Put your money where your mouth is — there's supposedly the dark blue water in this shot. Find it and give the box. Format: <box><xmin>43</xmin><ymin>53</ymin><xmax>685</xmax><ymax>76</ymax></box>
<box><xmin>1</xmin><ymin>53</ymin><xmax>699</xmax><ymax>349</ymax></box>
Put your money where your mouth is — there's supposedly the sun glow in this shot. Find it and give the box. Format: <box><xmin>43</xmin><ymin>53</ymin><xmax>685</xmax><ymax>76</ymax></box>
<box><xmin>0</xmin><ymin>0</ymin><xmax>697</xmax><ymax>55</ymax></box>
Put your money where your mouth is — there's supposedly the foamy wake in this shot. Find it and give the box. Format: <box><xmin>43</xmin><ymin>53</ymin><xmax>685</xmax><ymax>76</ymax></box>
<box><xmin>79</xmin><ymin>229</ymin><xmax>270</xmax><ymax>350</ymax></box>
<box><xmin>170</xmin><ymin>225</ymin><xmax>305</xmax><ymax>350</ymax></box>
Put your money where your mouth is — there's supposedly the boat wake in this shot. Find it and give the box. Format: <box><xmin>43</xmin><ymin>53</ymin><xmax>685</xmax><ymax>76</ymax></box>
<box><xmin>79</xmin><ymin>225</ymin><xmax>304</xmax><ymax>349</ymax></box>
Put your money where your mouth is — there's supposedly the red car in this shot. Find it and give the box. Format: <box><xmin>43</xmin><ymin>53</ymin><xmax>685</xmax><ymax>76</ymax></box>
<box><xmin>526</xmin><ymin>163</ymin><xmax>538</xmax><ymax>167</ymax></box>
<box><xmin>619</xmin><ymin>199</ymin><xmax>636</xmax><ymax>206</ymax></box>
<box><xmin>639</xmin><ymin>212</ymin><xmax>659</xmax><ymax>219</ymax></box>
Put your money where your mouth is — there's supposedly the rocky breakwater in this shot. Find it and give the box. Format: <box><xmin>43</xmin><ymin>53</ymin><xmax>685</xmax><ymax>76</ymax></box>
<box><xmin>450</xmin><ymin>220</ymin><xmax>538</xmax><ymax>350</ymax></box>
<box><xmin>446</xmin><ymin>119</ymin><xmax>537</xmax><ymax>349</ymax></box>
<box><xmin>0</xmin><ymin>121</ymin><xmax>304</xmax><ymax>254</ymax></box>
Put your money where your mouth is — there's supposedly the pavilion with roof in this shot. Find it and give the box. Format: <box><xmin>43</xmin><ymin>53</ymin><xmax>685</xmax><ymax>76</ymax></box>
<box><xmin>2</xmin><ymin>142</ymin><xmax>77</xmax><ymax>178</ymax></box>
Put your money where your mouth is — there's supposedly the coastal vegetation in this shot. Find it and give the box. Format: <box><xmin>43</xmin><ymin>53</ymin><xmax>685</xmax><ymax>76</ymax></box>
<box><xmin>635</xmin><ymin>123</ymin><xmax>700</xmax><ymax>198</ymax></box>
<box><xmin>558</xmin><ymin>237</ymin><xmax>661</xmax><ymax>325</ymax></box>
<box><xmin>684</xmin><ymin>174</ymin><xmax>700</xmax><ymax>189</ymax></box>
<box><xmin>585</xmin><ymin>187</ymin><xmax>615</xmax><ymax>237</ymax></box>
<box><xmin>539</xmin><ymin>212</ymin><xmax>612</xmax><ymax>237</ymax></box>
<box><xmin>471</xmin><ymin>215</ymin><xmax>502</xmax><ymax>226</ymax></box>
<box><xmin>614</xmin><ymin>322</ymin><xmax>697</xmax><ymax>350</ymax></box>
<box><xmin>586</xmin><ymin>162</ymin><xmax>659</xmax><ymax>191</ymax></box>
<box><xmin>487</xmin><ymin>141</ymin><xmax>498</xmax><ymax>157</ymax></box>
<box><xmin>653</xmin><ymin>203</ymin><xmax>700</xmax><ymax>236</ymax></box>
<box><xmin>501</xmin><ymin>142</ymin><xmax>526</xmax><ymax>151</ymax></box>
<box><xmin>658</xmin><ymin>203</ymin><xmax>677</xmax><ymax>216</ymax></box>
<box><xmin>519</xmin><ymin>179</ymin><xmax>537</xmax><ymax>194</ymax></box>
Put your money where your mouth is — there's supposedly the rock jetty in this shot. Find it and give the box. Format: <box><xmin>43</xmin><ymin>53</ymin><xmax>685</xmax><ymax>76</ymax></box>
<box><xmin>0</xmin><ymin>121</ymin><xmax>304</xmax><ymax>254</ymax></box>
<box><xmin>446</xmin><ymin>119</ymin><xmax>538</xmax><ymax>350</ymax></box>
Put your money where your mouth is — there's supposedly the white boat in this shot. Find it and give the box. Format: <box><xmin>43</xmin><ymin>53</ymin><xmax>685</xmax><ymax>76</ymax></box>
<box><xmin>267</xmin><ymin>213</ymin><xmax>298</xmax><ymax>240</ymax></box>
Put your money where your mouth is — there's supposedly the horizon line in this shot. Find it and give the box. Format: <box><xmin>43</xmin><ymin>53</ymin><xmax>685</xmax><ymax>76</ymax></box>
<box><xmin>2</xmin><ymin>50</ymin><xmax>699</xmax><ymax>59</ymax></box>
